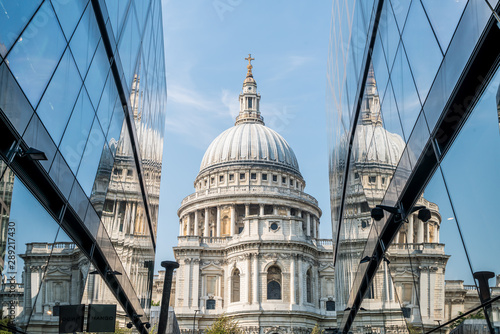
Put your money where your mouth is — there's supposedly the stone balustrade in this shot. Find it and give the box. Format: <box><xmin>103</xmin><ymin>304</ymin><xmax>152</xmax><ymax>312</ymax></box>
<box><xmin>181</xmin><ymin>185</ymin><xmax>318</xmax><ymax>206</ymax></box>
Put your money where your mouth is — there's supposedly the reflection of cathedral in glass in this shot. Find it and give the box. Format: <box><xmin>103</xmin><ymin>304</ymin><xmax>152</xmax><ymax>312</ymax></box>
<box><xmin>335</xmin><ymin>69</ymin><xmax>448</xmax><ymax>332</ymax></box>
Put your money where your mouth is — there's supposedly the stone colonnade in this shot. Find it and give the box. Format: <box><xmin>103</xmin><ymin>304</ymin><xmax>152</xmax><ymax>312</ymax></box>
<box><xmin>179</xmin><ymin>204</ymin><xmax>320</xmax><ymax>238</ymax></box>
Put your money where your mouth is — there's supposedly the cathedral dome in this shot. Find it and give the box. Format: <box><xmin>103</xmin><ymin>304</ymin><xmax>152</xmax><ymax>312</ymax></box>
<box><xmin>198</xmin><ymin>54</ymin><xmax>301</xmax><ymax>177</ymax></box>
<box><xmin>199</xmin><ymin>123</ymin><xmax>300</xmax><ymax>175</ymax></box>
<box><xmin>352</xmin><ymin>124</ymin><xmax>405</xmax><ymax>166</ymax></box>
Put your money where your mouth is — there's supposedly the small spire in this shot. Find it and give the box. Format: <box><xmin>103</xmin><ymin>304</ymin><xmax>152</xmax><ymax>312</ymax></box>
<box><xmin>245</xmin><ymin>54</ymin><xmax>255</xmax><ymax>77</ymax></box>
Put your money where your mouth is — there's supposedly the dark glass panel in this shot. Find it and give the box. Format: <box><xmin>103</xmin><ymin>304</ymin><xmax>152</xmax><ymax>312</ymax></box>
<box><xmin>49</xmin><ymin>151</ymin><xmax>74</xmax><ymax>199</ymax></box>
<box><xmin>69</xmin><ymin>2</ymin><xmax>100</xmax><ymax>79</ymax></box>
<box><xmin>36</xmin><ymin>48</ymin><xmax>82</xmax><ymax>144</ymax></box>
<box><xmin>68</xmin><ymin>181</ymin><xmax>89</xmax><ymax>222</ymax></box>
<box><xmin>22</xmin><ymin>113</ymin><xmax>57</xmax><ymax>172</ymax></box>
<box><xmin>0</xmin><ymin>0</ymin><xmax>42</xmax><ymax>57</ymax></box>
<box><xmin>51</xmin><ymin>0</ymin><xmax>89</xmax><ymax>41</ymax></box>
<box><xmin>7</xmin><ymin>2</ymin><xmax>66</xmax><ymax>107</ymax></box>
<box><xmin>89</xmin><ymin>143</ymin><xmax>114</xmax><ymax>216</ymax></box>
<box><xmin>59</xmin><ymin>89</ymin><xmax>95</xmax><ymax>173</ymax></box>
<box><xmin>0</xmin><ymin>63</ymin><xmax>33</xmax><ymax>135</ymax></box>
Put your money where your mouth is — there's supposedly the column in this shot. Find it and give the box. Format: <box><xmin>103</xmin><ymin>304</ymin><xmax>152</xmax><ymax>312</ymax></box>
<box><xmin>230</xmin><ymin>206</ymin><xmax>236</xmax><ymax>235</ymax></box>
<box><xmin>417</xmin><ymin>219</ymin><xmax>424</xmax><ymax>243</ymax></box>
<box><xmin>408</xmin><ymin>214</ymin><xmax>414</xmax><ymax>244</ymax></box>
<box><xmin>216</xmin><ymin>206</ymin><xmax>221</xmax><ymax>237</ymax></box>
<box><xmin>246</xmin><ymin>254</ymin><xmax>251</xmax><ymax>303</ymax></box>
<box><xmin>204</xmin><ymin>208</ymin><xmax>209</xmax><ymax>237</ymax></box>
<box><xmin>259</xmin><ymin>204</ymin><xmax>265</xmax><ymax>216</ymax></box>
<box><xmin>316</xmin><ymin>220</ymin><xmax>320</xmax><ymax>239</ymax></box>
<box><xmin>436</xmin><ymin>224</ymin><xmax>440</xmax><ymax>242</ymax></box>
<box><xmin>273</xmin><ymin>205</ymin><xmax>278</xmax><ymax>215</ymax></box>
<box><xmin>184</xmin><ymin>259</ymin><xmax>191</xmax><ymax>309</ymax></box>
<box><xmin>194</xmin><ymin>210</ymin><xmax>199</xmax><ymax>236</ymax></box>
<box><xmin>298</xmin><ymin>256</ymin><xmax>303</xmax><ymax>305</ymax></box>
<box><xmin>245</xmin><ymin>204</ymin><xmax>250</xmax><ymax>217</ymax></box>
<box><xmin>312</xmin><ymin>217</ymin><xmax>316</xmax><ymax>238</ymax></box>
<box><xmin>187</xmin><ymin>214</ymin><xmax>192</xmax><ymax>235</ymax></box>
<box><xmin>383</xmin><ymin>261</ymin><xmax>390</xmax><ymax>302</ymax></box>
<box><xmin>185</xmin><ymin>217</ymin><xmax>191</xmax><ymax>235</ymax></box>
<box><xmin>426</xmin><ymin>223</ymin><xmax>430</xmax><ymax>243</ymax></box>
<box><xmin>290</xmin><ymin>256</ymin><xmax>296</xmax><ymax>305</ymax></box>
<box><xmin>306</xmin><ymin>214</ymin><xmax>311</xmax><ymax>237</ymax></box>
<box><xmin>179</xmin><ymin>220</ymin><xmax>183</xmax><ymax>236</ymax></box>
<box><xmin>252</xmin><ymin>254</ymin><xmax>259</xmax><ymax>304</ymax></box>
<box><xmin>192</xmin><ymin>259</ymin><xmax>200</xmax><ymax>309</ymax></box>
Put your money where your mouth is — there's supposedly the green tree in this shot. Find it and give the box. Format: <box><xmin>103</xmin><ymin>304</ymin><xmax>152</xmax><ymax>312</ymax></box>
<box><xmin>451</xmin><ymin>309</ymin><xmax>485</xmax><ymax>329</ymax></box>
<box><xmin>311</xmin><ymin>324</ymin><xmax>324</xmax><ymax>334</ymax></box>
<box><xmin>205</xmin><ymin>314</ymin><xmax>242</xmax><ymax>334</ymax></box>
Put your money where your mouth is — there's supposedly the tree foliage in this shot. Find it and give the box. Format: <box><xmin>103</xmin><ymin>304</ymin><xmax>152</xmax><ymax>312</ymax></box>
<box><xmin>205</xmin><ymin>314</ymin><xmax>242</xmax><ymax>334</ymax></box>
<box><xmin>451</xmin><ymin>309</ymin><xmax>485</xmax><ymax>329</ymax></box>
<box><xmin>311</xmin><ymin>324</ymin><xmax>324</xmax><ymax>334</ymax></box>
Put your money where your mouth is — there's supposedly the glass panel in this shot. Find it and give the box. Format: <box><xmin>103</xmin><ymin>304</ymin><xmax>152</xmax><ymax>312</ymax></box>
<box><xmin>390</xmin><ymin>0</ymin><xmax>411</xmax><ymax>32</ymax></box>
<box><xmin>402</xmin><ymin>0</ymin><xmax>443</xmax><ymax>101</ymax></box>
<box><xmin>421</xmin><ymin>0</ymin><xmax>467</xmax><ymax>54</ymax></box>
<box><xmin>440</xmin><ymin>67</ymin><xmax>500</xmax><ymax>282</ymax></box>
<box><xmin>105</xmin><ymin>0</ymin><xmax>131</xmax><ymax>41</ymax></box>
<box><xmin>6</xmin><ymin>2</ymin><xmax>66</xmax><ymax>107</ymax></box>
<box><xmin>25</xmin><ymin>219</ymin><xmax>90</xmax><ymax>332</ymax></box>
<box><xmin>390</xmin><ymin>43</ymin><xmax>421</xmax><ymax>141</ymax></box>
<box><xmin>89</xmin><ymin>143</ymin><xmax>114</xmax><ymax>217</ymax></box>
<box><xmin>379</xmin><ymin>0</ymin><xmax>400</xmax><ymax>71</ymax></box>
<box><xmin>0</xmin><ymin>0</ymin><xmax>42</xmax><ymax>57</ymax></box>
<box><xmin>76</xmin><ymin>118</ymin><xmax>106</xmax><ymax>196</ymax></box>
<box><xmin>0</xmin><ymin>173</ymin><xmax>62</xmax><ymax>331</ymax></box>
<box><xmin>36</xmin><ymin>48</ymin><xmax>82</xmax><ymax>145</ymax></box>
<box><xmin>69</xmin><ymin>2</ymin><xmax>100</xmax><ymax>79</ymax></box>
<box><xmin>59</xmin><ymin>89</ymin><xmax>95</xmax><ymax>173</ymax></box>
<box><xmin>84</xmin><ymin>40</ymin><xmax>110</xmax><ymax>110</ymax></box>
<box><xmin>96</xmin><ymin>72</ymin><xmax>119</xmax><ymax>136</ymax></box>
<box><xmin>51</xmin><ymin>0</ymin><xmax>89</xmax><ymax>41</ymax></box>
<box><xmin>118</xmin><ymin>6</ymin><xmax>140</xmax><ymax>88</ymax></box>
<box><xmin>0</xmin><ymin>63</ymin><xmax>34</xmax><ymax>135</ymax></box>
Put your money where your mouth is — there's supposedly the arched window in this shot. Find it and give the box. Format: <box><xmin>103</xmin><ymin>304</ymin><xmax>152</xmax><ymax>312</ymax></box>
<box><xmin>267</xmin><ymin>266</ymin><xmax>281</xmax><ymax>300</ymax></box>
<box><xmin>231</xmin><ymin>269</ymin><xmax>240</xmax><ymax>302</ymax></box>
<box><xmin>306</xmin><ymin>268</ymin><xmax>312</xmax><ymax>303</ymax></box>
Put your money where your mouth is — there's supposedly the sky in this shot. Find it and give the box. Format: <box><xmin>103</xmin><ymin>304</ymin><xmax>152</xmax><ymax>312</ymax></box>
<box><xmin>155</xmin><ymin>1</ymin><xmax>334</xmax><ymax>271</ymax></box>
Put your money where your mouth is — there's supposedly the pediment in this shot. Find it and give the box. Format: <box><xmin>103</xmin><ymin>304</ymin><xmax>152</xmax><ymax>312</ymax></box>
<box><xmin>201</xmin><ymin>263</ymin><xmax>223</xmax><ymax>273</ymax></box>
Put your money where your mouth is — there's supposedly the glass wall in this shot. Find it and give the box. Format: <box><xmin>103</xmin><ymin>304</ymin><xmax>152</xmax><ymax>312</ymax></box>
<box><xmin>0</xmin><ymin>0</ymin><xmax>166</xmax><ymax>332</ymax></box>
<box><xmin>328</xmin><ymin>0</ymin><xmax>500</xmax><ymax>333</ymax></box>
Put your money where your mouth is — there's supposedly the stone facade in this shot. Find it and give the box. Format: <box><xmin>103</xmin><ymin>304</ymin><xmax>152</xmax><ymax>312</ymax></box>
<box><xmin>171</xmin><ymin>59</ymin><xmax>335</xmax><ymax>333</ymax></box>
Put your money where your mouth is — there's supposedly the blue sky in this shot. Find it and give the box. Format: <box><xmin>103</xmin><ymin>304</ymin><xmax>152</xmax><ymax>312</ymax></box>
<box><xmin>155</xmin><ymin>1</ymin><xmax>334</xmax><ymax>270</ymax></box>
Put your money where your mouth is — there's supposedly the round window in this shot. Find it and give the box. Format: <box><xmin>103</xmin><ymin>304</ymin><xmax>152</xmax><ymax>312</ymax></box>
<box><xmin>270</xmin><ymin>222</ymin><xmax>279</xmax><ymax>231</ymax></box>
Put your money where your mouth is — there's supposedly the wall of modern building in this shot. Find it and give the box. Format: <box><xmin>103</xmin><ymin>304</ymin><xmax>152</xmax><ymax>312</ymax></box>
<box><xmin>0</xmin><ymin>0</ymin><xmax>166</xmax><ymax>332</ymax></box>
<box><xmin>328</xmin><ymin>1</ymin><xmax>500</xmax><ymax>333</ymax></box>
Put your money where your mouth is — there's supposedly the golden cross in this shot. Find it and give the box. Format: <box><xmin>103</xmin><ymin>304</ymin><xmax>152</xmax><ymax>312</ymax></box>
<box><xmin>245</xmin><ymin>54</ymin><xmax>255</xmax><ymax>66</ymax></box>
